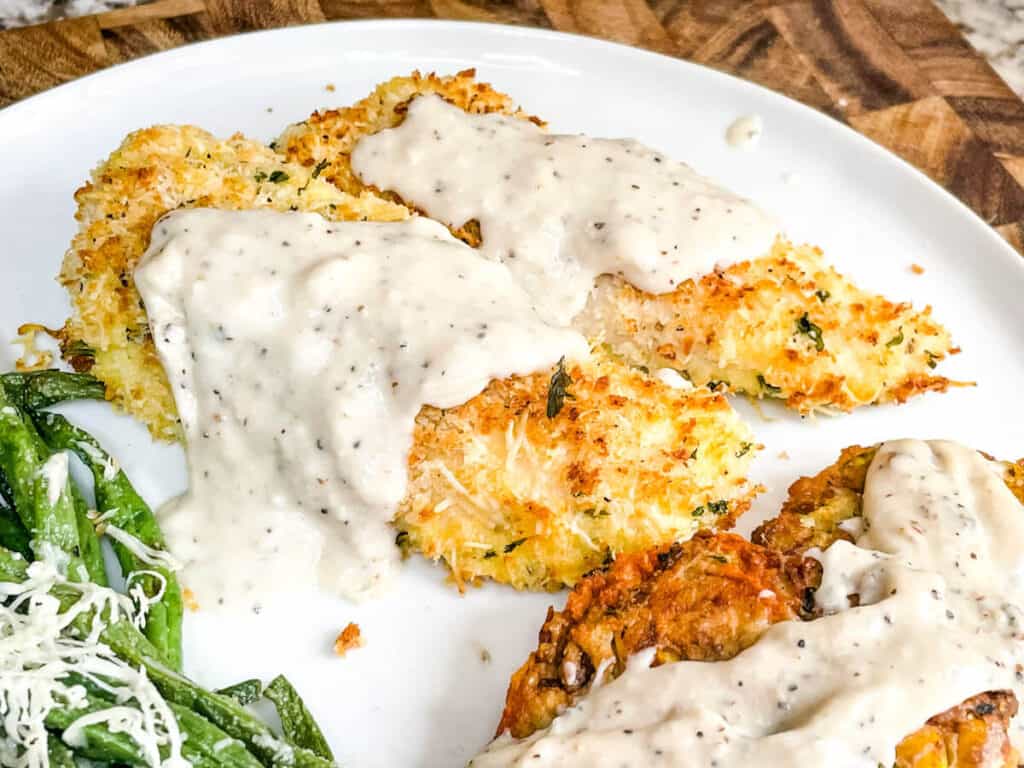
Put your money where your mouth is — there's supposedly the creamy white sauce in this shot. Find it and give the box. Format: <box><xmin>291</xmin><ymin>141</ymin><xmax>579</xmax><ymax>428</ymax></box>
<box><xmin>135</xmin><ymin>209</ymin><xmax>587</xmax><ymax>610</ymax></box>
<box><xmin>725</xmin><ymin>114</ymin><xmax>763</xmax><ymax>150</ymax></box>
<box><xmin>351</xmin><ymin>95</ymin><xmax>779</xmax><ymax>325</ymax></box>
<box><xmin>471</xmin><ymin>440</ymin><xmax>1024</xmax><ymax>767</ymax></box>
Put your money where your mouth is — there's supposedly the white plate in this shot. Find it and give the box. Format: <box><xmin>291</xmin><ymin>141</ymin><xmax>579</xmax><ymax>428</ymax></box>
<box><xmin>2</xmin><ymin>19</ymin><xmax>1024</xmax><ymax>768</ymax></box>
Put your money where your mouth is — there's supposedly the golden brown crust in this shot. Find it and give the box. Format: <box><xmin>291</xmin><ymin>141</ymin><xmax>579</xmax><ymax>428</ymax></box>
<box><xmin>399</xmin><ymin>351</ymin><xmax>759</xmax><ymax>590</ymax></box>
<box><xmin>496</xmin><ymin>531</ymin><xmax>820</xmax><ymax>738</ymax></box>
<box><xmin>578</xmin><ymin>243</ymin><xmax>958</xmax><ymax>414</ymax></box>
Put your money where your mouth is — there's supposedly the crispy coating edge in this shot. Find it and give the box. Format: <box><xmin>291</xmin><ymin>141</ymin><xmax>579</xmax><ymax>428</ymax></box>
<box><xmin>496</xmin><ymin>531</ymin><xmax>820</xmax><ymax>738</ymax></box>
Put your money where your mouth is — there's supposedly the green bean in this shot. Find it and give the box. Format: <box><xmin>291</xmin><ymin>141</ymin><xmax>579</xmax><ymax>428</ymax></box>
<box><xmin>0</xmin><ymin>370</ymin><xmax>105</xmax><ymax>411</ymax></box>
<box><xmin>33</xmin><ymin>411</ymin><xmax>181</xmax><ymax>669</ymax></box>
<box><xmin>0</xmin><ymin>544</ymin><xmax>29</xmax><ymax>580</ymax></box>
<box><xmin>46</xmin><ymin>695</ymin><xmax>256</xmax><ymax>768</ymax></box>
<box><xmin>263</xmin><ymin>676</ymin><xmax>334</xmax><ymax>761</ymax></box>
<box><xmin>99</xmin><ymin>622</ymin><xmax>335</xmax><ymax>768</ymax></box>
<box><xmin>217</xmin><ymin>679</ymin><xmax>263</xmax><ymax>707</ymax></box>
<box><xmin>0</xmin><ymin>502</ymin><xmax>32</xmax><ymax>559</ymax></box>
<box><xmin>0</xmin><ymin>549</ymin><xmax>331</xmax><ymax>768</ymax></box>
<box><xmin>48</xmin><ymin>733</ymin><xmax>78</xmax><ymax>768</ymax></box>
<box><xmin>0</xmin><ymin>387</ymin><xmax>86</xmax><ymax>578</ymax></box>
<box><xmin>69</xmin><ymin>483</ymin><xmax>108</xmax><ymax>586</ymax></box>
<box><xmin>0</xmin><ymin>465</ymin><xmax>13</xmax><ymax>508</ymax></box>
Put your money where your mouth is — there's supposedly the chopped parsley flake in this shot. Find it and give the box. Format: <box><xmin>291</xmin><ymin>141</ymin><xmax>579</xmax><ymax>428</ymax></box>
<box><xmin>795</xmin><ymin>313</ymin><xmax>825</xmax><ymax>352</ymax></box>
<box><xmin>504</xmin><ymin>538</ymin><xmax>527</xmax><ymax>553</ymax></box>
<box><xmin>546</xmin><ymin>357</ymin><xmax>575</xmax><ymax>419</ymax></box>
<box><xmin>758</xmin><ymin>374</ymin><xmax>782</xmax><ymax>395</ymax></box>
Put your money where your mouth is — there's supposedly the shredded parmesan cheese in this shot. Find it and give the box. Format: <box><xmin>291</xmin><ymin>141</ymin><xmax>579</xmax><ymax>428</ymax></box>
<box><xmin>0</xmin><ymin>559</ymin><xmax>188</xmax><ymax>768</ymax></box>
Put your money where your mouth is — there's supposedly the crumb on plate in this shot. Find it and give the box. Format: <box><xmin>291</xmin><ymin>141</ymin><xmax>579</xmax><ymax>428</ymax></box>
<box><xmin>334</xmin><ymin>622</ymin><xmax>363</xmax><ymax>656</ymax></box>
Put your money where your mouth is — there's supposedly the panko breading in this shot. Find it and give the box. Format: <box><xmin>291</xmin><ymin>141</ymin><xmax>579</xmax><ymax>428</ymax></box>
<box><xmin>50</xmin><ymin>125</ymin><xmax>758</xmax><ymax>591</ymax></box>
<box><xmin>279</xmin><ymin>71</ymin><xmax>958</xmax><ymax>414</ymax></box>
<box><xmin>497</xmin><ymin>447</ymin><xmax>1024</xmax><ymax>766</ymax></box>
<box><xmin>276</xmin><ymin>70</ymin><xmax>535</xmax><ymax>202</ymax></box>
<box><xmin>577</xmin><ymin>242</ymin><xmax>956</xmax><ymax>412</ymax></box>
<box><xmin>399</xmin><ymin>353</ymin><xmax>759</xmax><ymax>590</ymax></box>
<box><xmin>53</xmin><ymin>124</ymin><xmax>408</xmax><ymax>439</ymax></box>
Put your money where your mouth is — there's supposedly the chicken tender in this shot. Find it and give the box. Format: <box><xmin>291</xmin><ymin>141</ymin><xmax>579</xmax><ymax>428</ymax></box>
<box><xmin>497</xmin><ymin>446</ymin><xmax>1023</xmax><ymax>766</ymax></box>
<box><xmin>277</xmin><ymin>71</ymin><xmax>958</xmax><ymax>414</ymax></box>
<box><xmin>49</xmin><ymin>126</ymin><xmax>758</xmax><ymax>591</ymax></box>
<box><xmin>400</xmin><ymin>355</ymin><xmax>759</xmax><ymax>590</ymax></box>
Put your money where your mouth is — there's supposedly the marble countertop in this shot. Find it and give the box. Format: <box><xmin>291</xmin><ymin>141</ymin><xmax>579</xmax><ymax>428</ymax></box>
<box><xmin>2</xmin><ymin>0</ymin><xmax>1023</xmax><ymax>96</ymax></box>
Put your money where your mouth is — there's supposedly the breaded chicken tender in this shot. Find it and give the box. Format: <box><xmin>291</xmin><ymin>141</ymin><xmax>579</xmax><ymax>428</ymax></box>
<box><xmin>578</xmin><ymin>241</ymin><xmax>956</xmax><ymax>412</ymax></box>
<box><xmin>49</xmin><ymin>126</ymin><xmax>758</xmax><ymax>591</ymax></box>
<box><xmin>278</xmin><ymin>71</ymin><xmax>958</xmax><ymax>414</ymax></box>
<box><xmin>400</xmin><ymin>355</ymin><xmax>759</xmax><ymax>590</ymax></box>
<box><xmin>53</xmin><ymin>124</ymin><xmax>408</xmax><ymax>439</ymax></box>
<box><xmin>497</xmin><ymin>448</ymin><xmax>1024</xmax><ymax>766</ymax></box>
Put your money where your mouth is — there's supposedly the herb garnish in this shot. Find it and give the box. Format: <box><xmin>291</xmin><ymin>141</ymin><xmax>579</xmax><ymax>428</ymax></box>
<box><xmin>709</xmin><ymin>554</ymin><xmax>728</xmax><ymax>564</ymax></box>
<box><xmin>886</xmin><ymin>327</ymin><xmax>904</xmax><ymax>348</ymax></box>
<box><xmin>795</xmin><ymin>313</ymin><xmax>825</xmax><ymax>352</ymax></box>
<box><xmin>735</xmin><ymin>442</ymin><xmax>753</xmax><ymax>458</ymax></box>
<box><xmin>311</xmin><ymin>159</ymin><xmax>330</xmax><ymax>179</ymax></box>
<box><xmin>253</xmin><ymin>171</ymin><xmax>268</xmax><ymax>183</ymax></box>
<box><xmin>708</xmin><ymin>500</ymin><xmax>728</xmax><ymax>516</ymax></box>
<box><xmin>691</xmin><ymin>505</ymin><xmax>705</xmax><ymax>517</ymax></box>
<box><xmin>268</xmin><ymin>170</ymin><xmax>289</xmax><ymax>183</ymax></box>
<box><xmin>925</xmin><ymin>351</ymin><xmax>939</xmax><ymax>369</ymax></box>
<box><xmin>815</xmin><ymin>289</ymin><xmax>830</xmax><ymax>303</ymax></box>
<box><xmin>483</xmin><ymin>550</ymin><xmax>497</xmax><ymax>559</ymax></box>
<box><xmin>504</xmin><ymin>538</ymin><xmax>527</xmax><ymax>553</ymax></box>
<box><xmin>757</xmin><ymin>374</ymin><xmax>782</xmax><ymax>395</ymax></box>
<box><xmin>546</xmin><ymin>357</ymin><xmax>574</xmax><ymax>419</ymax></box>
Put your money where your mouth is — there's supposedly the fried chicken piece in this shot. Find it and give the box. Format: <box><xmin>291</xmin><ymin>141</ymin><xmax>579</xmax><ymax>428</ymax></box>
<box><xmin>400</xmin><ymin>355</ymin><xmax>758</xmax><ymax>590</ymax></box>
<box><xmin>49</xmin><ymin>126</ymin><xmax>758</xmax><ymax>591</ymax></box>
<box><xmin>278</xmin><ymin>71</ymin><xmax>958</xmax><ymax>414</ymax></box>
<box><xmin>497</xmin><ymin>531</ymin><xmax>819</xmax><ymax>738</ymax></box>
<box><xmin>498</xmin><ymin>447</ymin><xmax>1023</xmax><ymax>765</ymax></box>
<box><xmin>751</xmin><ymin>444</ymin><xmax>1024</xmax><ymax>555</ymax></box>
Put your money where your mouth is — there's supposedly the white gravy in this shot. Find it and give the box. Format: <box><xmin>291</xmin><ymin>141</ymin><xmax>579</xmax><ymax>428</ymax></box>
<box><xmin>471</xmin><ymin>440</ymin><xmax>1024</xmax><ymax>767</ymax></box>
<box><xmin>135</xmin><ymin>209</ymin><xmax>587</xmax><ymax>610</ymax></box>
<box><xmin>725</xmin><ymin>114</ymin><xmax>763</xmax><ymax>150</ymax></box>
<box><xmin>351</xmin><ymin>95</ymin><xmax>779</xmax><ymax>325</ymax></box>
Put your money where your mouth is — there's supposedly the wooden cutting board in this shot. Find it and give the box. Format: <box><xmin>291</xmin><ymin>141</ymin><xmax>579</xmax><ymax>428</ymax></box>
<box><xmin>2</xmin><ymin>0</ymin><xmax>1023</xmax><ymax>251</ymax></box>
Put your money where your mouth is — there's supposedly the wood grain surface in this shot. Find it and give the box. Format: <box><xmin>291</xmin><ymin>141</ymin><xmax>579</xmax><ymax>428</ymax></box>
<box><xmin>2</xmin><ymin>0</ymin><xmax>1022</xmax><ymax>249</ymax></box>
